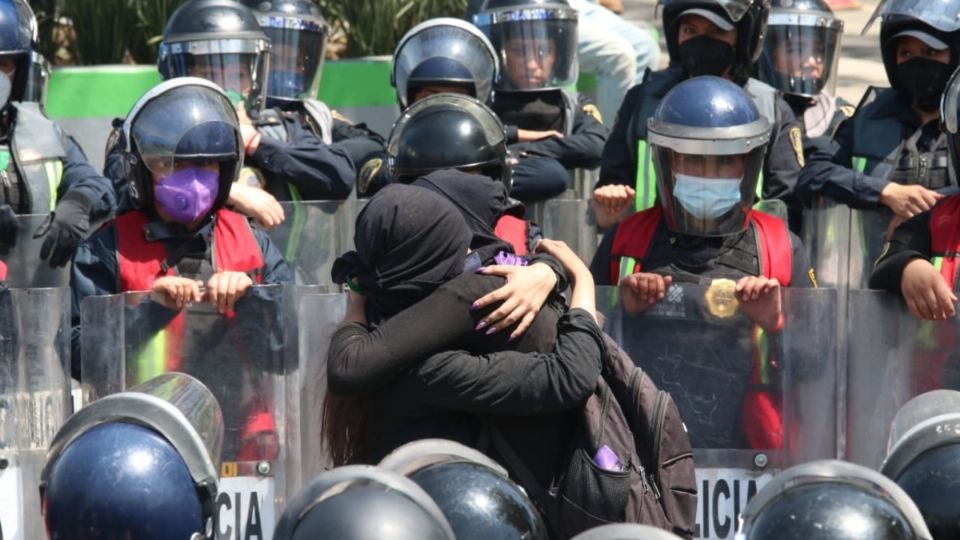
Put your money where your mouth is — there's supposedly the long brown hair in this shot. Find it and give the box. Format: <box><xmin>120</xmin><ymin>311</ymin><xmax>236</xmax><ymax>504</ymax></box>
<box><xmin>321</xmin><ymin>391</ymin><xmax>371</xmax><ymax>466</ymax></box>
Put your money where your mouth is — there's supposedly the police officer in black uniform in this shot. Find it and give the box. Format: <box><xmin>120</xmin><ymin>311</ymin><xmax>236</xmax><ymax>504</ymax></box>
<box><xmin>759</xmin><ymin>0</ymin><xmax>853</xmax><ymax>158</ymax></box>
<box><xmin>798</xmin><ymin>0</ymin><xmax>960</xmax><ymax>219</ymax></box>
<box><xmin>474</xmin><ymin>0</ymin><xmax>609</xmax><ymax>203</ymax></box>
<box><xmin>593</xmin><ymin>0</ymin><xmax>805</xmax><ymax>232</ymax></box>
<box><xmin>0</xmin><ymin>0</ymin><xmax>118</xmax><ymax>269</ymax></box>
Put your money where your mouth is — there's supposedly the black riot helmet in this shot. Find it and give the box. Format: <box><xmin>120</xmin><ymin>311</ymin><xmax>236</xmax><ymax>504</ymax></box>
<box><xmin>121</xmin><ymin>77</ymin><xmax>243</xmax><ymax>216</ymax></box>
<box><xmin>866</xmin><ymin>0</ymin><xmax>960</xmax><ymax>108</ymax></box>
<box><xmin>474</xmin><ymin>0</ymin><xmax>579</xmax><ymax>92</ymax></box>
<box><xmin>41</xmin><ymin>373</ymin><xmax>224</xmax><ymax>540</ymax></box>
<box><xmin>387</xmin><ymin>93</ymin><xmax>512</xmax><ymax>190</ymax></box>
<box><xmin>23</xmin><ymin>50</ymin><xmax>49</xmax><ymax>107</ymax></box>
<box><xmin>881</xmin><ymin>390</ymin><xmax>960</xmax><ymax>539</ymax></box>
<box><xmin>240</xmin><ymin>0</ymin><xmax>328</xmax><ymax>110</ymax></box>
<box><xmin>272</xmin><ymin>465</ymin><xmax>456</xmax><ymax>540</ymax></box>
<box><xmin>158</xmin><ymin>0</ymin><xmax>270</xmax><ymax>114</ymax></box>
<box><xmin>660</xmin><ymin>0</ymin><xmax>770</xmax><ymax>82</ymax></box>
<box><xmin>738</xmin><ymin>460</ymin><xmax>933</xmax><ymax>540</ymax></box>
<box><xmin>0</xmin><ymin>0</ymin><xmax>39</xmax><ymax>105</ymax></box>
<box><xmin>648</xmin><ymin>76</ymin><xmax>770</xmax><ymax>236</ymax></box>
<box><xmin>759</xmin><ymin>0</ymin><xmax>843</xmax><ymax>98</ymax></box>
<box><xmin>380</xmin><ymin>439</ymin><xmax>549</xmax><ymax>540</ymax></box>
<box><xmin>392</xmin><ymin>17</ymin><xmax>499</xmax><ymax>110</ymax></box>
<box><xmin>571</xmin><ymin>524</ymin><xmax>686</xmax><ymax>540</ymax></box>
<box><xmin>940</xmin><ymin>66</ymin><xmax>960</xmax><ymax>176</ymax></box>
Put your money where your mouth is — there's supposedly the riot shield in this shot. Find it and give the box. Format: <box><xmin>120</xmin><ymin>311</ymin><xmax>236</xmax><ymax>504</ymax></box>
<box><xmin>266</xmin><ymin>201</ymin><xmax>342</xmax><ymax>288</ymax></box>
<box><xmin>803</xmin><ymin>197</ymin><xmax>853</xmax><ymax>290</ymax></box>
<box><xmin>847</xmin><ymin>206</ymin><xmax>894</xmax><ymax>290</ymax></box>
<box><xmin>1</xmin><ymin>214</ymin><xmax>70</xmax><ymax>288</ymax></box>
<box><xmin>600</xmin><ymin>284</ymin><xmax>838</xmax><ymax>540</ymax></box>
<box><xmin>80</xmin><ymin>285</ymin><xmax>300</xmax><ymax>540</ymax></box>
<box><xmin>0</xmin><ymin>287</ymin><xmax>71</xmax><ymax>540</ymax></box>
<box><xmin>531</xmin><ymin>198</ymin><xmax>599</xmax><ymax>264</ymax></box>
<box><xmin>753</xmin><ymin>199</ymin><xmax>788</xmax><ymax>224</ymax></box>
<box><xmin>845</xmin><ymin>289</ymin><xmax>960</xmax><ymax>469</ymax></box>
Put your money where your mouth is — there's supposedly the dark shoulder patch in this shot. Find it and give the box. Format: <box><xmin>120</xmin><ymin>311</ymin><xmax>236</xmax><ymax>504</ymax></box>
<box><xmin>358</xmin><ymin>158</ymin><xmax>384</xmax><ymax>196</ymax></box>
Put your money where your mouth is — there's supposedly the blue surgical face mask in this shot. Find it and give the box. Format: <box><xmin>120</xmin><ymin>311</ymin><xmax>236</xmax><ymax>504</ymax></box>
<box><xmin>672</xmin><ymin>173</ymin><xmax>743</xmax><ymax>220</ymax></box>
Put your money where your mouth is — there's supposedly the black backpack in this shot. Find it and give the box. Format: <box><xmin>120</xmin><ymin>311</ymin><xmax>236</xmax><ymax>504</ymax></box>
<box><xmin>488</xmin><ymin>335</ymin><xmax>698</xmax><ymax>539</ymax></box>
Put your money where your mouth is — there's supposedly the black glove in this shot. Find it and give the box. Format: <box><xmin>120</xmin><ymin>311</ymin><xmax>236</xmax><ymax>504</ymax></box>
<box><xmin>36</xmin><ymin>192</ymin><xmax>91</xmax><ymax>268</ymax></box>
<box><xmin>0</xmin><ymin>204</ymin><xmax>20</xmax><ymax>255</ymax></box>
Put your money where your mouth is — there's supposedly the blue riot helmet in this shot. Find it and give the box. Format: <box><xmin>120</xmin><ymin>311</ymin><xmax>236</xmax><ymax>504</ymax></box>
<box><xmin>647</xmin><ymin>76</ymin><xmax>771</xmax><ymax>236</ymax></box>
<box><xmin>864</xmin><ymin>0</ymin><xmax>960</xmax><ymax>111</ymax></box>
<box><xmin>571</xmin><ymin>524</ymin><xmax>685</xmax><ymax>539</ymax></box>
<box><xmin>158</xmin><ymin>0</ymin><xmax>270</xmax><ymax>115</ymax></box>
<box><xmin>380</xmin><ymin>439</ymin><xmax>549</xmax><ymax>540</ymax></box>
<box><xmin>240</xmin><ymin>0</ymin><xmax>328</xmax><ymax>110</ymax></box>
<box><xmin>759</xmin><ymin>0</ymin><xmax>843</xmax><ymax>98</ymax></box>
<box><xmin>660</xmin><ymin>0</ymin><xmax>770</xmax><ymax>80</ymax></box>
<box><xmin>738</xmin><ymin>460</ymin><xmax>932</xmax><ymax>540</ymax></box>
<box><xmin>41</xmin><ymin>373</ymin><xmax>224</xmax><ymax>540</ymax></box>
<box><xmin>392</xmin><ymin>18</ymin><xmax>499</xmax><ymax>110</ymax></box>
<box><xmin>273</xmin><ymin>465</ymin><xmax>457</xmax><ymax>540</ymax></box>
<box><xmin>473</xmin><ymin>0</ymin><xmax>578</xmax><ymax>92</ymax></box>
<box><xmin>881</xmin><ymin>390</ymin><xmax>960</xmax><ymax>539</ymax></box>
<box><xmin>387</xmin><ymin>93</ymin><xmax>512</xmax><ymax>190</ymax></box>
<box><xmin>0</xmin><ymin>0</ymin><xmax>38</xmax><ymax>105</ymax></box>
<box><xmin>121</xmin><ymin>77</ymin><xmax>243</xmax><ymax>214</ymax></box>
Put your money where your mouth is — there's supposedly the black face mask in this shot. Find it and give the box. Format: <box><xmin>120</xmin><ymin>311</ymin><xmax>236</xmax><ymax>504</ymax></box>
<box><xmin>677</xmin><ymin>35</ymin><xmax>736</xmax><ymax>78</ymax></box>
<box><xmin>897</xmin><ymin>57</ymin><xmax>953</xmax><ymax>112</ymax></box>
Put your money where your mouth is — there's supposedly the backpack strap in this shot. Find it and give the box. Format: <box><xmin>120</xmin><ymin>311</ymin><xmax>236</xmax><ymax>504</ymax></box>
<box><xmin>749</xmin><ymin>210</ymin><xmax>792</xmax><ymax>286</ymax></box>
<box><xmin>483</xmin><ymin>421</ymin><xmax>557</xmax><ymax>524</ymax></box>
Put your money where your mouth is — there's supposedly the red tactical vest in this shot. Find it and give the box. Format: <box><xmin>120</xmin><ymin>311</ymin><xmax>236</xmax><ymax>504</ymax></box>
<box><xmin>608</xmin><ymin>207</ymin><xmax>793</xmax><ymax>286</ymax></box>
<box><xmin>929</xmin><ymin>194</ymin><xmax>960</xmax><ymax>288</ymax></box>
<box><xmin>0</xmin><ymin>260</ymin><xmax>6</xmax><ymax>281</ymax></box>
<box><xmin>494</xmin><ymin>214</ymin><xmax>530</xmax><ymax>256</ymax></box>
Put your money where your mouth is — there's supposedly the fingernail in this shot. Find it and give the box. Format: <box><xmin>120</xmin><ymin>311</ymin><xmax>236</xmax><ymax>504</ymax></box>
<box><xmin>470</xmin><ymin>301</ymin><xmax>481</xmax><ymax>310</ymax></box>
<box><xmin>475</xmin><ymin>321</ymin><xmax>486</xmax><ymax>331</ymax></box>
<box><xmin>485</xmin><ymin>327</ymin><xmax>496</xmax><ymax>336</ymax></box>
<box><xmin>508</xmin><ymin>334</ymin><xmax>518</xmax><ymax>342</ymax></box>
<box><xmin>474</xmin><ymin>266</ymin><xmax>487</xmax><ymax>273</ymax></box>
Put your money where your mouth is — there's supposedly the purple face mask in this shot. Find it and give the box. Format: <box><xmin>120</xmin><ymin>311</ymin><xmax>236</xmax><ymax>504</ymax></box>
<box><xmin>154</xmin><ymin>166</ymin><xmax>220</xmax><ymax>224</ymax></box>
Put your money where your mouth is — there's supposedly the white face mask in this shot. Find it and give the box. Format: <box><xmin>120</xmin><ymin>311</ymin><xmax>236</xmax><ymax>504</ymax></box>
<box><xmin>672</xmin><ymin>173</ymin><xmax>743</xmax><ymax>219</ymax></box>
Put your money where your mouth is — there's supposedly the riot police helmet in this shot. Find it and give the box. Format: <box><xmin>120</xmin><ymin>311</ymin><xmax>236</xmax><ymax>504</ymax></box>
<box><xmin>387</xmin><ymin>93</ymin><xmax>511</xmax><ymax>190</ymax></box>
<box><xmin>865</xmin><ymin>0</ymin><xmax>960</xmax><ymax>109</ymax></box>
<box><xmin>22</xmin><ymin>50</ymin><xmax>48</xmax><ymax>107</ymax></box>
<box><xmin>392</xmin><ymin>17</ymin><xmax>499</xmax><ymax>110</ymax></box>
<box><xmin>240</xmin><ymin>0</ymin><xmax>328</xmax><ymax>110</ymax></box>
<box><xmin>158</xmin><ymin>0</ymin><xmax>270</xmax><ymax>114</ymax></box>
<box><xmin>272</xmin><ymin>465</ymin><xmax>456</xmax><ymax>540</ymax></box>
<box><xmin>647</xmin><ymin>76</ymin><xmax>770</xmax><ymax>236</ymax></box>
<box><xmin>473</xmin><ymin>0</ymin><xmax>578</xmax><ymax>92</ymax></box>
<box><xmin>881</xmin><ymin>390</ymin><xmax>960</xmax><ymax>539</ymax></box>
<box><xmin>41</xmin><ymin>373</ymin><xmax>224</xmax><ymax>540</ymax></box>
<box><xmin>571</xmin><ymin>524</ymin><xmax>686</xmax><ymax>540</ymax></box>
<box><xmin>0</xmin><ymin>0</ymin><xmax>39</xmax><ymax>104</ymax></box>
<box><xmin>659</xmin><ymin>0</ymin><xmax>770</xmax><ymax>81</ymax></box>
<box><xmin>121</xmin><ymin>77</ymin><xmax>243</xmax><ymax>218</ymax></box>
<box><xmin>940</xmin><ymin>65</ymin><xmax>960</xmax><ymax>174</ymax></box>
<box><xmin>380</xmin><ymin>439</ymin><xmax>548</xmax><ymax>540</ymax></box>
<box><xmin>759</xmin><ymin>0</ymin><xmax>843</xmax><ymax>98</ymax></box>
<box><xmin>738</xmin><ymin>460</ymin><xmax>932</xmax><ymax>540</ymax></box>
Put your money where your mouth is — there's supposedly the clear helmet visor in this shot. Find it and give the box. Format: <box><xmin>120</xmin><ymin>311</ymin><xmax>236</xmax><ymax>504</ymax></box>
<box><xmin>131</xmin><ymin>85</ymin><xmax>240</xmax><ymax>178</ymax></box>
<box><xmin>159</xmin><ymin>38</ymin><xmax>269</xmax><ymax>113</ymax></box>
<box><xmin>23</xmin><ymin>50</ymin><xmax>50</xmax><ymax>106</ymax></box>
<box><xmin>760</xmin><ymin>16</ymin><xmax>843</xmax><ymax>97</ymax></box>
<box><xmin>653</xmin><ymin>146</ymin><xmax>765</xmax><ymax>236</ymax></box>
<box><xmin>477</xmin><ymin>9</ymin><xmax>578</xmax><ymax>91</ymax></box>
<box><xmin>394</xmin><ymin>20</ymin><xmax>498</xmax><ymax>109</ymax></box>
<box><xmin>864</xmin><ymin>0</ymin><xmax>960</xmax><ymax>33</ymax></box>
<box><xmin>658</xmin><ymin>0</ymin><xmax>755</xmax><ymax>22</ymax></box>
<box><xmin>261</xmin><ymin>23</ymin><xmax>326</xmax><ymax>102</ymax></box>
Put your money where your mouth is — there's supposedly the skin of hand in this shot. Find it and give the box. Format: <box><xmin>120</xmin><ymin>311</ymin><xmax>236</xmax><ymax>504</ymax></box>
<box><xmin>517</xmin><ymin>129</ymin><xmax>564</xmax><ymax>142</ymax></box>
<box><xmin>619</xmin><ymin>272</ymin><xmax>673</xmax><ymax>314</ymax></box>
<box><xmin>150</xmin><ymin>276</ymin><xmax>204</xmax><ymax>310</ymax></box>
<box><xmin>593</xmin><ymin>184</ymin><xmax>636</xmax><ymax>228</ymax></box>
<box><xmin>535</xmin><ymin>238</ymin><xmax>597</xmax><ymax>321</ymax></box>
<box><xmin>879</xmin><ymin>183</ymin><xmax>944</xmax><ymax>220</ymax></box>
<box><xmin>205</xmin><ymin>271</ymin><xmax>254</xmax><ymax>315</ymax></box>
<box><xmin>228</xmin><ymin>183</ymin><xmax>286</xmax><ymax>229</ymax></box>
<box><xmin>236</xmin><ymin>103</ymin><xmax>261</xmax><ymax>154</ymax></box>
<box><xmin>901</xmin><ymin>257</ymin><xmax>958</xmax><ymax>321</ymax></box>
<box><xmin>472</xmin><ymin>262</ymin><xmax>559</xmax><ymax>340</ymax></box>
<box><xmin>735</xmin><ymin>276</ymin><xmax>783</xmax><ymax>332</ymax></box>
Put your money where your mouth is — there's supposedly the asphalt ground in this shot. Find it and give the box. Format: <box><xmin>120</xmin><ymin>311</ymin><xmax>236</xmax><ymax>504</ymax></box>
<box><xmin>618</xmin><ymin>0</ymin><xmax>887</xmax><ymax>104</ymax></box>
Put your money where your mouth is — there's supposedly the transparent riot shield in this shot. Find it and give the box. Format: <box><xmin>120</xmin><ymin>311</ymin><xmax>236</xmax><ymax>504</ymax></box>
<box><xmin>80</xmin><ymin>285</ymin><xmax>300</xmax><ymax>540</ymax></box>
<box><xmin>845</xmin><ymin>289</ymin><xmax>960</xmax><ymax>469</ymax></box>
<box><xmin>753</xmin><ymin>199</ymin><xmax>788</xmax><ymax>224</ymax></box>
<box><xmin>532</xmin><ymin>198</ymin><xmax>599</xmax><ymax>264</ymax></box>
<box><xmin>599</xmin><ymin>283</ymin><xmax>838</xmax><ymax>540</ymax></box>
<box><xmin>266</xmin><ymin>201</ymin><xmax>342</xmax><ymax>288</ymax></box>
<box><xmin>847</xmin><ymin>207</ymin><xmax>894</xmax><ymax>290</ymax></box>
<box><xmin>803</xmin><ymin>197</ymin><xmax>853</xmax><ymax>290</ymax></box>
<box><xmin>0</xmin><ymin>287</ymin><xmax>71</xmax><ymax>540</ymax></box>
<box><xmin>2</xmin><ymin>214</ymin><xmax>70</xmax><ymax>288</ymax></box>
